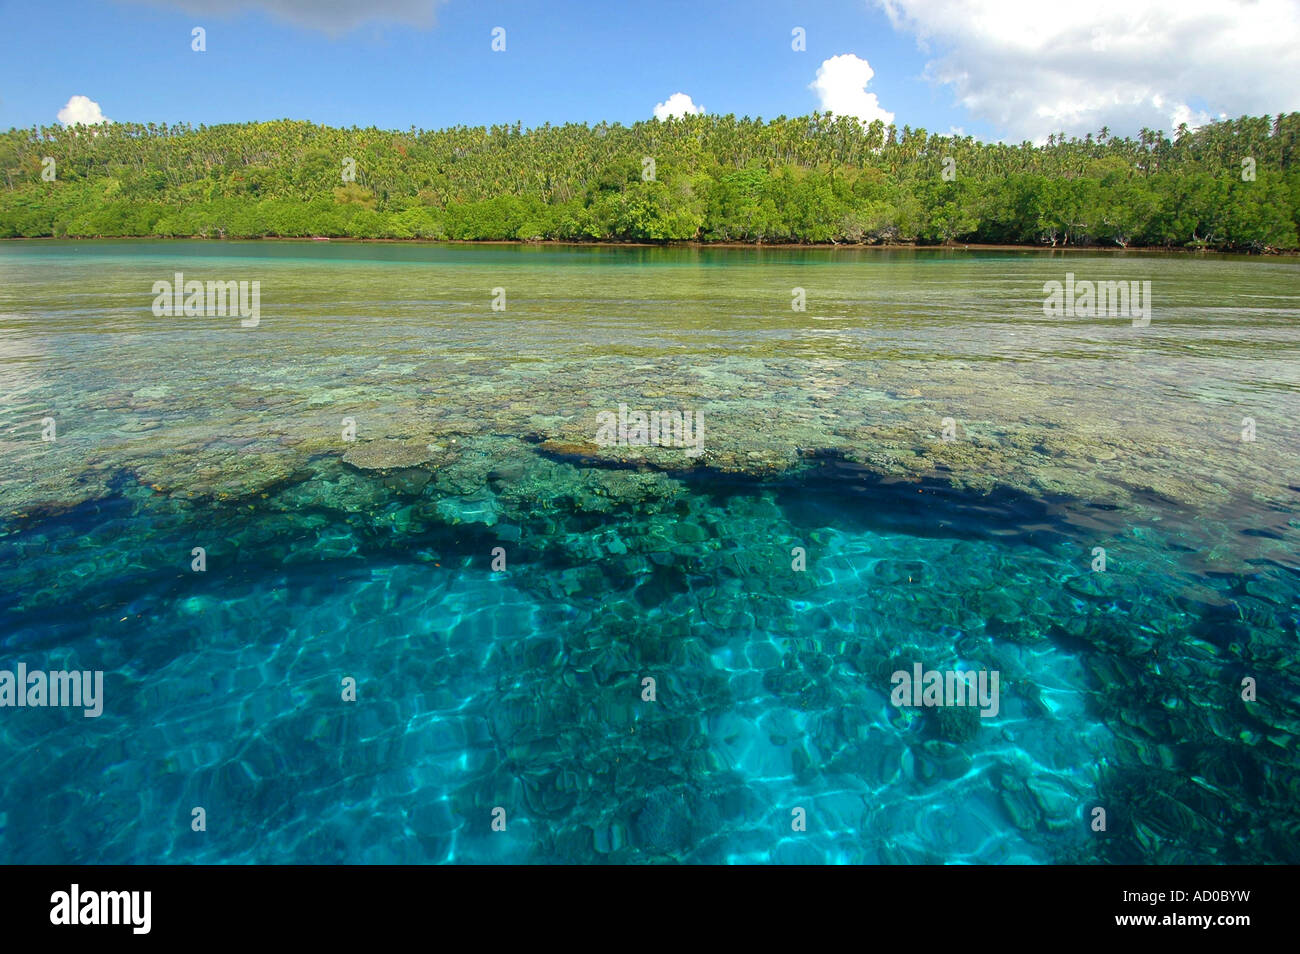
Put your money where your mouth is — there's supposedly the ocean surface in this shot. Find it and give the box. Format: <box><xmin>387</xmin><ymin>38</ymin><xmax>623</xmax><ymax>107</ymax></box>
<box><xmin>0</xmin><ymin>240</ymin><xmax>1297</xmax><ymax>864</ymax></box>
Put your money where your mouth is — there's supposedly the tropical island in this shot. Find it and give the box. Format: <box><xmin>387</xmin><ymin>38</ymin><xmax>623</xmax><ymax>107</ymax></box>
<box><xmin>1</xmin><ymin>112</ymin><xmax>1297</xmax><ymax>250</ymax></box>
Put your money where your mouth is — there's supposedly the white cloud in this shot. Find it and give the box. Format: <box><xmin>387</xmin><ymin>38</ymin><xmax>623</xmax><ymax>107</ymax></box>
<box><xmin>123</xmin><ymin>0</ymin><xmax>446</xmax><ymax>34</ymax></box>
<box><xmin>809</xmin><ymin>54</ymin><xmax>895</xmax><ymax>125</ymax></box>
<box><xmin>57</xmin><ymin>95</ymin><xmax>110</xmax><ymax>126</ymax></box>
<box><xmin>874</xmin><ymin>0</ymin><xmax>1300</xmax><ymax>141</ymax></box>
<box><xmin>653</xmin><ymin>92</ymin><xmax>704</xmax><ymax>121</ymax></box>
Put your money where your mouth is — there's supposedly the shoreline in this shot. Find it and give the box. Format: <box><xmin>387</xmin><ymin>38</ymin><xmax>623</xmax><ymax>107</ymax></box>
<box><xmin>3</xmin><ymin>235</ymin><xmax>1297</xmax><ymax>256</ymax></box>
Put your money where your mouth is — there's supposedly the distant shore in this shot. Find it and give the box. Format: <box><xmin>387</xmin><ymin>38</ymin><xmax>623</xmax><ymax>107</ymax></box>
<box><xmin>4</xmin><ymin>235</ymin><xmax>1296</xmax><ymax>256</ymax></box>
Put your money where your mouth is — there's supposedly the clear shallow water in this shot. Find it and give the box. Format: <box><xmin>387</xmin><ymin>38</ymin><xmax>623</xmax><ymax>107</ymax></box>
<box><xmin>0</xmin><ymin>241</ymin><xmax>1297</xmax><ymax>864</ymax></box>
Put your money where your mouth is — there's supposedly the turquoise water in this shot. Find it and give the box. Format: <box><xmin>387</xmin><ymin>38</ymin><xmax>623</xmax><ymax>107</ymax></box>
<box><xmin>0</xmin><ymin>241</ymin><xmax>1297</xmax><ymax>863</ymax></box>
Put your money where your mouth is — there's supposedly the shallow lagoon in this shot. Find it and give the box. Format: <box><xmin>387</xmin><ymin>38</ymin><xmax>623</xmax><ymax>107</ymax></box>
<box><xmin>0</xmin><ymin>241</ymin><xmax>1297</xmax><ymax>863</ymax></box>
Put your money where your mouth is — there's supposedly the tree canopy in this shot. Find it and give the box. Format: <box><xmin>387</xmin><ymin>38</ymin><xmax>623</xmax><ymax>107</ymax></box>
<box><xmin>1</xmin><ymin>112</ymin><xmax>1297</xmax><ymax>250</ymax></box>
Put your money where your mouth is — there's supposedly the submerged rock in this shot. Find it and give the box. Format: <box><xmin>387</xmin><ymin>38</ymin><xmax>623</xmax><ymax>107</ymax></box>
<box><xmin>932</xmin><ymin>704</ymin><xmax>982</xmax><ymax>743</ymax></box>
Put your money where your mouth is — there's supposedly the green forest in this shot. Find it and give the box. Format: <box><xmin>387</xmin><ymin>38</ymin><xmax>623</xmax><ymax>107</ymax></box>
<box><xmin>2</xmin><ymin>112</ymin><xmax>1298</xmax><ymax>250</ymax></box>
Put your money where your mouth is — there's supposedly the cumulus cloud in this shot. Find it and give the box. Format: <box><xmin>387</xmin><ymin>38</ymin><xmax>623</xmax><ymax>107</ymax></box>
<box><xmin>809</xmin><ymin>54</ymin><xmax>895</xmax><ymax>125</ymax></box>
<box><xmin>57</xmin><ymin>95</ymin><xmax>110</xmax><ymax>126</ymax></box>
<box><xmin>123</xmin><ymin>0</ymin><xmax>446</xmax><ymax>34</ymax></box>
<box><xmin>653</xmin><ymin>92</ymin><xmax>705</xmax><ymax>120</ymax></box>
<box><xmin>874</xmin><ymin>0</ymin><xmax>1300</xmax><ymax>141</ymax></box>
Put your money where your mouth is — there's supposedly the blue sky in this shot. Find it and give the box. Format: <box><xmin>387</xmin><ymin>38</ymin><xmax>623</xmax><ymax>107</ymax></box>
<box><xmin>2</xmin><ymin>0</ymin><xmax>1298</xmax><ymax>143</ymax></box>
<box><xmin>0</xmin><ymin>1</ymin><xmax>959</xmax><ymax>131</ymax></box>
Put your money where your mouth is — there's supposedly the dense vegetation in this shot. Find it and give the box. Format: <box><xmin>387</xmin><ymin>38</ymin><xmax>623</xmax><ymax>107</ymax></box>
<box><xmin>2</xmin><ymin>112</ymin><xmax>1298</xmax><ymax>249</ymax></box>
